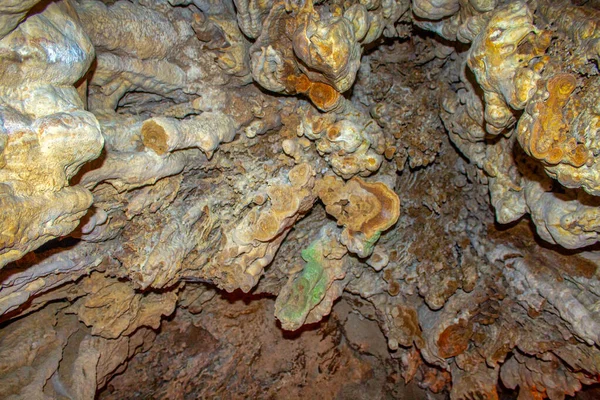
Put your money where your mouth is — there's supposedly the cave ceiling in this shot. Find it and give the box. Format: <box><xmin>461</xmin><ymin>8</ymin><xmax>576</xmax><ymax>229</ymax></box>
<box><xmin>1</xmin><ymin>0</ymin><xmax>600</xmax><ymax>399</ymax></box>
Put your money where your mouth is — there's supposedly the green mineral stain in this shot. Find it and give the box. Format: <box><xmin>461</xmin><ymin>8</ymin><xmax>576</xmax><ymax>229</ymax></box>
<box><xmin>276</xmin><ymin>238</ymin><xmax>329</xmax><ymax>328</ymax></box>
<box><xmin>362</xmin><ymin>230</ymin><xmax>382</xmax><ymax>256</ymax></box>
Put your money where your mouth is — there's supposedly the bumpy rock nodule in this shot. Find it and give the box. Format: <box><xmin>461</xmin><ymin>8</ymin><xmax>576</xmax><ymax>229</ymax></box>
<box><xmin>1</xmin><ymin>0</ymin><xmax>600</xmax><ymax>399</ymax></box>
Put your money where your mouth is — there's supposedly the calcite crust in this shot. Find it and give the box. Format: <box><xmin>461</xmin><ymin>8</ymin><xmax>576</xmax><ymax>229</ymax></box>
<box><xmin>1</xmin><ymin>0</ymin><xmax>600</xmax><ymax>399</ymax></box>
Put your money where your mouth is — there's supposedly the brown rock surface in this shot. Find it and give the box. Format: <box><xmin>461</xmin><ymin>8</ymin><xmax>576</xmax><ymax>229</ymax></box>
<box><xmin>1</xmin><ymin>0</ymin><xmax>600</xmax><ymax>399</ymax></box>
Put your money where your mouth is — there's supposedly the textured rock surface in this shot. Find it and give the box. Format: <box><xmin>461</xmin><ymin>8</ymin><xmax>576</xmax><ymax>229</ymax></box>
<box><xmin>1</xmin><ymin>0</ymin><xmax>600</xmax><ymax>399</ymax></box>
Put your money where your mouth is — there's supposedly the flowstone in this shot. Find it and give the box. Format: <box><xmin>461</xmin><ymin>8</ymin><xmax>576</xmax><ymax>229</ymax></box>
<box><xmin>1</xmin><ymin>1</ymin><xmax>600</xmax><ymax>399</ymax></box>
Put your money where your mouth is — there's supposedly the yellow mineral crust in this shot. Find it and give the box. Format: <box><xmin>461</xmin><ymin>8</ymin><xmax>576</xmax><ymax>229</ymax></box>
<box><xmin>538</xmin><ymin>0</ymin><xmax>600</xmax><ymax>63</ymax></box>
<box><xmin>467</xmin><ymin>1</ymin><xmax>551</xmax><ymax>134</ymax></box>
<box><xmin>288</xmin><ymin>73</ymin><xmax>343</xmax><ymax>112</ymax></box>
<box><xmin>250</xmin><ymin>0</ymin><xmax>404</xmax><ymax>110</ymax></box>
<box><xmin>532</xmin><ymin>1</ymin><xmax>600</xmax><ymax>196</ymax></box>
<box><xmin>412</xmin><ymin>0</ymin><xmax>460</xmax><ymax>20</ymax></box>
<box><xmin>0</xmin><ymin>0</ymin><xmax>103</xmax><ymax>268</ymax></box>
<box><xmin>209</xmin><ymin>163</ymin><xmax>317</xmax><ymax>292</ymax></box>
<box><xmin>517</xmin><ymin>73</ymin><xmax>589</xmax><ymax>168</ymax></box>
<box><xmin>67</xmin><ymin>273</ymin><xmax>177</xmax><ymax>339</ymax></box>
<box><xmin>292</xmin><ymin>1</ymin><xmax>361</xmax><ymax>93</ymax></box>
<box><xmin>316</xmin><ymin>175</ymin><xmax>400</xmax><ymax>257</ymax></box>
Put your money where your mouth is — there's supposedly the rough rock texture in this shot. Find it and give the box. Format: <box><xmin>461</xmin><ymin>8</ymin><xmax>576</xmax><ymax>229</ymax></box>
<box><xmin>1</xmin><ymin>0</ymin><xmax>600</xmax><ymax>399</ymax></box>
<box><xmin>99</xmin><ymin>294</ymin><xmax>431</xmax><ymax>400</ymax></box>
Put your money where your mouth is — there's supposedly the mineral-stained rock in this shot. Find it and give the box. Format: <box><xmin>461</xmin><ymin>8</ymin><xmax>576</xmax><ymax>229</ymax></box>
<box><xmin>141</xmin><ymin>112</ymin><xmax>236</xmax><ymax>157</ymax></box>
<box><xmin>67</xmin><ymin>272</ymin><xmax>177</xmax><ymax>339</ymax></box>
<box><xmin>316</xmin><ymin>175</ymin><xmax>400</xmax><ymax>257</ymax></box>
<box><xmin>75</xmin><ymin>0</ymin><xmax>180</xmax><ymax>60</ymax></box>
<box><xmin>0</xmin><ymin>0</ymin><xmax>42</xmax><ymax>40</ymax></box>
<box><xmin>274</xmin><ymin>223</ymin><xmax>347</xmax><ymax>330</ymax></box>
<box><xmin>249</xmin><ymin>0</ymin><xmax>410</xmax><ymax>109</ymax></box>
<box><xmin>0</xmin><ymin>0</ymin><xmax>103</xmax><ymax>268</ymax></box>
<box><xmin>2</xmin><ymin>0</ymin><xmax>600</xmax><ymax>398</ymax></box>
<box><xmin>467</xmin><ymin>1</ymin><xmax>551</xmax><ymax>134</ymax></box>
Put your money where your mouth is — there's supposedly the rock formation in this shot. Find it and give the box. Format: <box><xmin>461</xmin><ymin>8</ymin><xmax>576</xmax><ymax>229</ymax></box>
<box><xmin>1</xmin><ymin>0</ymin><xmax>600</xmax><ymax>399</ymax></box>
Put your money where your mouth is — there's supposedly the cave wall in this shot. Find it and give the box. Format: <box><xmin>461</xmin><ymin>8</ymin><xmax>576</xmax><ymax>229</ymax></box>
<box><xmin>1</xmin><ymin>0</ymin><xmax>600</xmax><ymax>399</ymax></box>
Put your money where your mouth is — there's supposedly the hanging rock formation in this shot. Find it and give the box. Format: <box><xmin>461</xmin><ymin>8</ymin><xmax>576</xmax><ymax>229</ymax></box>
<box><xmin>1</xmin><ymin>0</ymin><xmax>600</xmax><ymax>399</ymax></box>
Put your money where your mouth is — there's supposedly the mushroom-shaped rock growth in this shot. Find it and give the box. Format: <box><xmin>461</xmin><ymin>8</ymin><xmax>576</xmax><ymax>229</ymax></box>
<box><xmin>316</xmin><ymin>176</ymin><xmax>400</xmax><ymax>257</ymax></box>
<box><xmin>517</xmin><ymin>73</ymin><xmax>590</xmax><ymax>168</ymax></box>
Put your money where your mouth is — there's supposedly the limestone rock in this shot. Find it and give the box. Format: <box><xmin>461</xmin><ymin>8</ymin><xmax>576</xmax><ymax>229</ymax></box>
<box><xmin>0</xmin><ymin>0</ymin><xmax>600</xmax><ymax>398</ymax></box>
